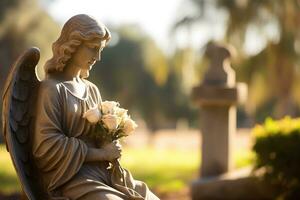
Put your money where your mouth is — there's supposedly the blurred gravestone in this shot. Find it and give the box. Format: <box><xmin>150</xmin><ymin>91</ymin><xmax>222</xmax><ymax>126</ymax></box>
<box><xmin>192</xmin><ymin>42</ymin><xmax>247</xmax><ymax>177</ymax></box>
<box><xmin>190</xmin><ymin>42</ymin><xmax>269</xmax><ymax>199</ymax></box>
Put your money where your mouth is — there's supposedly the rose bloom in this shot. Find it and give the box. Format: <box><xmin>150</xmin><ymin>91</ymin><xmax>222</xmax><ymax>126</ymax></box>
<box><xmin>100</xmin><ymin>101</ymin><xmax>119</xmax><ymax>115</ymax></box>
<box><xmin>123</xmin><ymin>118</ymin><xmax>138</xmax><ymax>135</ymax></box>
<box><xmin>101</xmin><ymin>114</ymin><xmax>121</xmax><ymax>131</ymax></box>
<box><xmin>115</xmin><ymin>107</ymin><xmax>128</xmax><ymax>119</ymax></box>
<box><xmin>83</xmin><ymin>107</ymin><xmax>101</xmax><ymax>124</ymax></box>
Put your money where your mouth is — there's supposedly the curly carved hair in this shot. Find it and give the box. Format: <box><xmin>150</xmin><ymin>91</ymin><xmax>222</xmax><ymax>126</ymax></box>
<box><xmin>44</xmin><ymin>14</ymin><xmax>111</xmax><ymax>74</ymax></box>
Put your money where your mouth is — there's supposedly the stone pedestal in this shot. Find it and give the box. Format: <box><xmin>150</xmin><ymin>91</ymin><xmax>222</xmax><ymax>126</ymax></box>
<box><xmin>192</xmin><ymin>42</ymin><xmax>247</xmax><ymax>177</ymax></box>
<box><xmin>193</xmin><ymin>84</ymin><xmax>247</xmax><ymax>176</ymax></box>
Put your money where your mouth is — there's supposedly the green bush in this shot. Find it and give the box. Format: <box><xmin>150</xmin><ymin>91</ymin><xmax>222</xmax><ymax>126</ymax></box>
<box><xmin>252</xmin><ymin>117</ymin><xmax>300</xmax><ymax>199</ymax></box>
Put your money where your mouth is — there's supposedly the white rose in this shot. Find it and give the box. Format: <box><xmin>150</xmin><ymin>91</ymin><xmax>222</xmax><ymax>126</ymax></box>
<box><xmin>123</xmin><ymin>118</ymin><xmax>138</xmax><ymax>135</ymax></box>
<box><xmin>100</xmin><ymin>101</ymin><xmax>119</xmax><ymax>115</ymax></box>
<box><xmin>101</xmin><ymin>114</ymin><xmax>121</xmax><ymax>131</ymax></box>
<box><xmin>115</xmin><ymin>107</ymin><xmax>128</xmax><ymax>119</ymax></box>
<box><xmin>83</xmin><ymin>107</ymin><xmax>101</xmax><ymax>124</ymax></box>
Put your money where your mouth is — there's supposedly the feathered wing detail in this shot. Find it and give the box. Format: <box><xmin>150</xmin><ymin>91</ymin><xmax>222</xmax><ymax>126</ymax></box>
<box><xmin>2</xmin><ymin>47</ymin><xmax>45</xmax><ymax>200</ymax></box>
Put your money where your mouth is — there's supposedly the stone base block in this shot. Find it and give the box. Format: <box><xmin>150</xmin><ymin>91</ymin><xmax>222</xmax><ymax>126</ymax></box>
<box><xmin>191</xmin><ymin>167</ymin><xmax>275</xmax><ymax>200</ymax></box>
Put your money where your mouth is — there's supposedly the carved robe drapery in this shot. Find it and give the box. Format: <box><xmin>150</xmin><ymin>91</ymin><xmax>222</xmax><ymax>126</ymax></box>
<box><xmin>33</xmin><ymin>79</ymin><xmax>159</xmax><ymax>200</ymax></box>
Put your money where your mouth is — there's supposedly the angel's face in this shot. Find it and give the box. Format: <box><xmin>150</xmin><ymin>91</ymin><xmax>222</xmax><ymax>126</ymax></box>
<box><xmin>71</xmin><ymin>38</ymin><xmax>106</xmax><ymax>77</ymax></box>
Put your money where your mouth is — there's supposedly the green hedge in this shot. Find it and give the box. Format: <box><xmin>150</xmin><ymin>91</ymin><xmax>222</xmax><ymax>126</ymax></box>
<box><xmin>252</xmin><ymin>117</ymin><xmax>300</xmax><ymax>199</ymax></box>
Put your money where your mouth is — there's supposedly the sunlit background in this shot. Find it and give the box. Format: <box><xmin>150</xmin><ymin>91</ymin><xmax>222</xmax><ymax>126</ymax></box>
<box><xmin>1</xmin><ymin>0</ymin><xmax>300</xmax><ymax>199</ymax></box>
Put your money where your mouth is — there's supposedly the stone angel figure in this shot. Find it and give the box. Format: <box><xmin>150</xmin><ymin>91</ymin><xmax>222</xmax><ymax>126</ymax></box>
<box><xmin>2</xmin><ymin>14</ymin><xmax>159</xmax><ymax>200</ymax></box>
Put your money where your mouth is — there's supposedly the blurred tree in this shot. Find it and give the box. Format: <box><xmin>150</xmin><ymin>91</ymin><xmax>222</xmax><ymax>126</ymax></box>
<box><xmin>0</xmin><ymin>0</ymin><xmax>60</xmax><ymax>142</ymax></box>
<box><xmin>0</xmin><ymin>0</ymin><xmax>60</xmax><ymax>86</ymax></box>
<box><xmin>171</xmin><ymin>47</ymin><xmax>202</xmax><ymax>94</ymax></box>
<box><xmin>90</xmin><ymin>25</ymin><xmax>197</xmax><ymax>131</ymax></box>
<box><xmin>177</xmin><ymin>0</ymin><xmax>300</xmax><ymax>120</ymax></box>
<box><xmin>0</xmin><ymin>0</ymin><xmax>20</xmax><ymax>20</ymax></box>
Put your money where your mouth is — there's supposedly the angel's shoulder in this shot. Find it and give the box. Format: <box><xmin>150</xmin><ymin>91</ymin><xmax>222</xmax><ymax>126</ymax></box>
<box><xmin>82</xmin><ymin>79</ymin><xmax>102</xmax><ymax>101</ymax></box>
<box><xmin>39</xmin><ymin>79</ymin><xmax>62</xmax><ymax>97</ymax></box>
<box><xmin>82</xmin><ymin>79</ymin><xmax>99</xmax><ymax>92</ymax></box>
<box><xmin>82</xmin><ymin>79</ymin><xmax>97</xmax><ymax>88</ymax></box>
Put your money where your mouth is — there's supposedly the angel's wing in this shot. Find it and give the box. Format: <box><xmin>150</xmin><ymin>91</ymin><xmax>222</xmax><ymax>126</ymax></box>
<box><xmin>2</xmin><ymin>47</ymin><xmax>45</xmax><ymax>200</ymax></box>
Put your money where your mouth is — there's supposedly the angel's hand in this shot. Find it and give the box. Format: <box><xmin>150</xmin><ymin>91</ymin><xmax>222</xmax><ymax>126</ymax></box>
<box><xmin>101</xmin><ymin>140</ymin><xmax>122</xmax><ymax>161</ymax></box>
<box><xmin>85</xmin><ymin>140</ymin><xmax>122</xmax><ymax>162</ymax></box>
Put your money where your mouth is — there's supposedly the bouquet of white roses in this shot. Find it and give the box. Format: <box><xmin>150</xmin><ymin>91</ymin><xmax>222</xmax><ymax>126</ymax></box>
<box><xmin>83</xmin><ymin>100</ymin><xmax>138</xmax><ymax>147</ymax></box>
<box><xmin>83</xmin><ymin>101</ymin><xmax>140</xmax><ymax>193</ymax></box>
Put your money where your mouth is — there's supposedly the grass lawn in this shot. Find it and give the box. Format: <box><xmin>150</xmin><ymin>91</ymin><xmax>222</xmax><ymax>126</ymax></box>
<box><xmin>121</xmin><ymin>147</ymin><xmax>254</xmax><ymax>193</ymax></box>
<box><xmin>0</xmin><ymin>145</ymin><xmax>21</xmax><ymax>194</ymax></box>
<box><xmin>0</xmin><ymin>144</ymin><xmax>253</xmax><ymax>195</ymax></box>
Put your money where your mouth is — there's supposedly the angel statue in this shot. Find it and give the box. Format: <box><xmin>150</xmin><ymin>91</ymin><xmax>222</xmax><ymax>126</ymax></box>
<box><xmin>2</xmin><ymin>14</ymin><xmax>160</xmax><ymax>200</ymax></box>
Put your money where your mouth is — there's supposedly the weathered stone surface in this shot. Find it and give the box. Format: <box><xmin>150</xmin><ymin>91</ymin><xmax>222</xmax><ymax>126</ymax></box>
<box><xmin>199</xmin><ymin>105</ymin><xmax>235</xmax><ymax>176</ymax></box>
